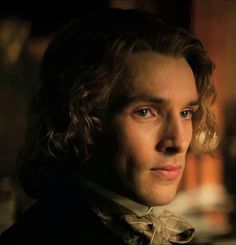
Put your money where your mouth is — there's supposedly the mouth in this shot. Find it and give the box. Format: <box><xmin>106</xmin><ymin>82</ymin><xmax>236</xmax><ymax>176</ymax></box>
<box><xmin>150</xmin><ymin>165</ymin><xmax>182</xmax><ymax>180</ymax></box>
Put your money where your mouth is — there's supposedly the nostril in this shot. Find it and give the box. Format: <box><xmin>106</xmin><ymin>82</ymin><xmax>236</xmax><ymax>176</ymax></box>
<box><xmin>164</xmin><ymin>146</ymin><xmax>179</xmax><ymax>155</ymax></box>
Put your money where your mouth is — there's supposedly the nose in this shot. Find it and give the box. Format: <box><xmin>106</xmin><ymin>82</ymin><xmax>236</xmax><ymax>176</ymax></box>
<box><xmin>156</xmin><ymin>115</ymin><xmax>190</xmax><ymax>155</ymax></box>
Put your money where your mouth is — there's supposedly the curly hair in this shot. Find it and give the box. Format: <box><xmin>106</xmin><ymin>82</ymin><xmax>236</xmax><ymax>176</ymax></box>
<box><xmin>17</xmin><ymin>8</ymin><xmax>217</xmax><ymax>198</ymax></box>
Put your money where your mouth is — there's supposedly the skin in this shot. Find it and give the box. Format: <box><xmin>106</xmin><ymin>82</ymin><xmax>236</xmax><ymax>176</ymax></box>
<box><xmin>85</xmin><ymin>52</ymin><xmax>199</xmax><ymax>207</ymax></box>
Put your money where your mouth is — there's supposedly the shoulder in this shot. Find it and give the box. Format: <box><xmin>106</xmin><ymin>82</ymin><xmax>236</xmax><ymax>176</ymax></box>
<box><xmin>0</xmin><ymin>186</ymin><xmax>125</xmax><ymax>245</ymax></box>
<box><xmin>0</xmin><ymin>201</ymin><xmax>70</xmax><ymax>244</ymax></box>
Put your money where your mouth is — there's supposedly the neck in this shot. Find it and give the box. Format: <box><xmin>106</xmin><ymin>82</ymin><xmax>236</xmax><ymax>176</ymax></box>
<box><xmin>78</xmin><ymin>175</ymin><xmax>152</xmax><ymax>216</ymax></box>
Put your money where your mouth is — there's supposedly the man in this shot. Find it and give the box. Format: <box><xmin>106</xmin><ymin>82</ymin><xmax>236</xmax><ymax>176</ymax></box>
<box><xmin>0</xmin><ymin>8</ymin><xmax>217</xmax><ymax>244</ymax></box>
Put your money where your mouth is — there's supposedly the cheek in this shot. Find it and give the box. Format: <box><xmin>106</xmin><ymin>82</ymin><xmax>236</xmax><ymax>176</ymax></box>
<box><xmin>113</xmin><ymin>123</ymin><xmax>156</xmax><ymax>170</ymax></box>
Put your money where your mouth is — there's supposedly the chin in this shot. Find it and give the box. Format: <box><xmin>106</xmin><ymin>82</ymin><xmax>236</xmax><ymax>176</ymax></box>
<box><xmin>134</xmin><ymin>194</ymin><xmax>175</xmax><ymax>207</ymax></box>
<box><xmin>139</xmin><ymin>189</ymin><xmax>178</xmax><ymax>207</ymax></box>
<box><xmin>154</xmin><ymin>198</ymin><xmax>176</xmax><ymax>207</ymax></box>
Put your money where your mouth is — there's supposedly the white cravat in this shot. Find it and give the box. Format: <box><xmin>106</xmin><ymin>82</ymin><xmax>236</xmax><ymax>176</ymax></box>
<box><xmin>78</xmin><ymin>176</ymin><xmax>195</xmax><ymax>244</ymax></box>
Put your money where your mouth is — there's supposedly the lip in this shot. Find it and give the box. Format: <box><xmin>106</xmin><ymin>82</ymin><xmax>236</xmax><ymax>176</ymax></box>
<box><xmin>150</xmin><ymin>165</ymin><xmax>182</xmax><ymax>180</ymax></box>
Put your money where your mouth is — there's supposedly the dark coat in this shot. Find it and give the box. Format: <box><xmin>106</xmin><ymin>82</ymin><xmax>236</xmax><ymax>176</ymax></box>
<box><xmin>0</xmin><ymin>181</ymin><xmax>125</xmax><ymax>245</ymax></box>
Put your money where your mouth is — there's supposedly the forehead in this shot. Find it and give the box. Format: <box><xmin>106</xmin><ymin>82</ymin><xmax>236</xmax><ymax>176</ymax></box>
<box><xmin>123</xmin><ymin>52</ymin><xmax>198</xmax><ymax>101</ymax></box>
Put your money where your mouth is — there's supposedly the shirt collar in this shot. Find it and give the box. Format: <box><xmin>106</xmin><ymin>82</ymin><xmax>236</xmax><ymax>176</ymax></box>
<box><xmin>78</xmin><ymin>175</ymin><xmax>152</xmax><ymax>216</ymax></box>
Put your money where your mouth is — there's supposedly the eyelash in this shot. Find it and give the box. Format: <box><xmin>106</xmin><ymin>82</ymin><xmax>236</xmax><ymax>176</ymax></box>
<box><xmin>133</xmin><ymin>108</ymin><xmax>156</xmax><ymax>118</ymax></box>
<box><xmin>133</xmin><ymin>107</ymin><xmax>197</xmax><ymax>120</ymax></box>
<box><xmin>180</xmin><ymin>109</ymin><xmax>195</xmax><ymax>120</ymax></box>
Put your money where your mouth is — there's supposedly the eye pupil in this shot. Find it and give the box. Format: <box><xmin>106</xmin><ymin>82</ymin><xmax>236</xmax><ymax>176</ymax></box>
<box><xmin>138</xmin><ymin>109</ymin><xmax>148</xmax><ymax>116</ymax></box>
<box><xmin>182</xmin><ymin>111</ymin><xmax>187</xmax><ymax>117</ymax></box>
<box><xmin>181</xmin><ymin>110</ymin><xmax>192</xmax><ymax>119</ymax></box>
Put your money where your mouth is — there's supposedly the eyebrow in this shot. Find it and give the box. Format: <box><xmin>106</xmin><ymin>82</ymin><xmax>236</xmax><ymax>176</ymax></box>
<box><xmin>124</xmin><ymin>95</ymin><xmax>164</xmax><ymax>105</ymax></box>
<box><xmin>109</xmin><ymin>94</ymin><xmax>199</xmax><ymax>113</ymax></box>
<box><xmin>123</xmin><ymin>94</ymin><xmax>199</xmax><ymax>107</ymax></box>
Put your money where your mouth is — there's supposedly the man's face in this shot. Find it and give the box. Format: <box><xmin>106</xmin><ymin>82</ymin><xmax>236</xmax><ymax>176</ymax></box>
<box><xmin>109</xmin><ymin>52</ymin><xmax>198</xmax><ymax>206</ymax></box>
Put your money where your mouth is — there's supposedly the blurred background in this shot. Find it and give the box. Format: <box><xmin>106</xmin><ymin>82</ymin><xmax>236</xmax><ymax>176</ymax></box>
<box><xmin>0</xmin><ymin>1</ymin><xmax>236</xmax><ymax>244</ymax></box>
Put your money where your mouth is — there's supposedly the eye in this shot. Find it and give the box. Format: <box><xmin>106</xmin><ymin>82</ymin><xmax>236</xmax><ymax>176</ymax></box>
<box><xmin>133</xmin><ymin>108</ymin><xmax>156</xmax><ymax>119</ymax></box>
<box><xmin>180</xmin><ymin>109</ymin><xmax>194</xmax><ymax>120</ymax></box>
<box><xmin>135</xmin><ymin>108</ymin><xmax>150</xmax><ymax>117</ymax></box>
